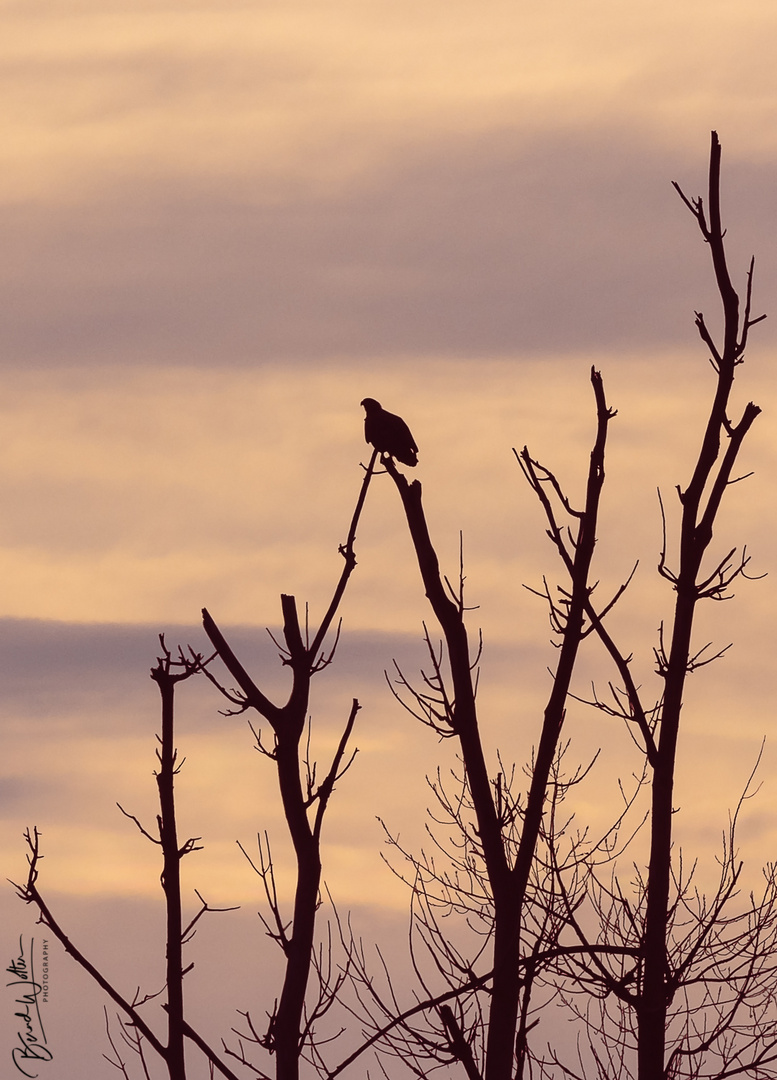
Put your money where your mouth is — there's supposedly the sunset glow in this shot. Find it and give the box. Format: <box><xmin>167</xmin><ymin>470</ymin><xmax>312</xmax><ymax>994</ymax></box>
<box><xmin>1</xmin><ymin>3</ymin><xmax>776</xmax><ymax>1077</ymax></box>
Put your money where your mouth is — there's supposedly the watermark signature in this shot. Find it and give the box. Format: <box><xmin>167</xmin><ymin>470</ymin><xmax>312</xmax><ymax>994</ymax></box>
<box><xmin>6</xmin><ymin>936</ymin><xmax>52</xmax><ymax>1078</ymax></box>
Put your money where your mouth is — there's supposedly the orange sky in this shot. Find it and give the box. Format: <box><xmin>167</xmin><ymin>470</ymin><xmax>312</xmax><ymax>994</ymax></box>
<box><xmin>1</xmin><ymin>2</ymin><xmax>777</xmax><ymax>1076</ymax></box>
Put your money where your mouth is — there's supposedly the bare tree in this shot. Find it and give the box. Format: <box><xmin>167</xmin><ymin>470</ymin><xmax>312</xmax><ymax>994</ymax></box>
<box><xmin>529</xmin><ymin>131</ymin><xmax>777</xmax><ymax>1080</ymax></box>
<box><xmin>11</xmin><ymin>133</ymin><xmax>774</xmax><ymax>1080</ymax></box>
<box><xmin>13</xmin><ymin>639</ymin><xmax>241</xmax><ymax>1080</ymax></box>
<box><xmin>199</xmin><ymin>451</ymin><xmax>378</xmax><ymax>1080</ymax></box>
<box><xmin>332</xmin><ymin>132</ymin><xmax>775</xmax><ymax>1080</ymax></box>
<box><xmin>328</xmin><ymin>370</ymin><xmax>617</xmax><ymax>1080</ymax></box>
<box><xmin>13</xmin><ymin>449</ymin><xmax>379</xmax><ymax>1080</ymax></box>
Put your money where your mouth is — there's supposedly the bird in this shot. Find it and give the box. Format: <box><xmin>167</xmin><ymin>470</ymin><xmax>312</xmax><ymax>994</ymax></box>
<box><xmin>361</xmin><ymin>398</ymin><xmax>418</xmax><ymax>467</ymax></box>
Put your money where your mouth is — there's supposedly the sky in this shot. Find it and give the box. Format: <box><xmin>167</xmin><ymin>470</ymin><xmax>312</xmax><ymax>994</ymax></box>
<box><xmin>2</xmin><ymin>1</ymin><xmax>777</xmax><ymax>1077</ymax></box>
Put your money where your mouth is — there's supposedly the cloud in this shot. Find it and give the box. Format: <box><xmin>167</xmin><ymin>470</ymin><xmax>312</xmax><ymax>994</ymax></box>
<box><xmin>2</xmin><ymin>6</ymin><xmax>776</xmax><ymax>1074</ymax></box>
<box><xmin>2</xmin><ymin>0</ymin><xmax>776</xmax><ymax>371</ymax></box>
<box><xmin>0</xmin><ymin>353</ymin><xmax>772</xmax><ymax>634</ymax></box>
<box><xmin>0</xmin><ymin>125</ymin><xmax>773</xmax><ymax>368</ymax></box>
<box><xmin>2</xmin><ymin>575</ymin><xmax>775</xmax><ymax>906</ymax></box>
<box><xmin>0</xmin><ymin>617</ymin><xmax>481</xmax><ymax>903</ymax></box>
<box><xmin>3</xmin><ymin>0</ymin><xmax>777</xmax><ymax>200</ymax></box>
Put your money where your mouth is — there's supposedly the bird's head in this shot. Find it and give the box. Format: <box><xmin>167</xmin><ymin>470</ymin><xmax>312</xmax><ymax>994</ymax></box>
<box><xmin>360</xmin><ymin>397</ymin><xmax>381</xmax><ymax>413</ymax></box>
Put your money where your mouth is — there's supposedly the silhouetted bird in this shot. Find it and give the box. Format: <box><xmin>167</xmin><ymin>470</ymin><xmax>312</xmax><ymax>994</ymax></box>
<box><xmin>361</xmin><ymin>398</ymin><xmax>418</xmax><ymax>467</ymax></box>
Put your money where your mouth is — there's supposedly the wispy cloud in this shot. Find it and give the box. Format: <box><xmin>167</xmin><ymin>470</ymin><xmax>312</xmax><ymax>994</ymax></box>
<box><xmin>1</xmin><ymin>128</ymin><xmax>774</xmax><ymax>367</ymax></box>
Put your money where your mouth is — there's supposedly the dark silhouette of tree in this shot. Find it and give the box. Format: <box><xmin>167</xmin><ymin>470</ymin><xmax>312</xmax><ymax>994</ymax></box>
<box><xmin>13</xmin><ymin>639</ymin><xmax>241</xmax><ymax>1080</ymax></box>
<box><xmin>197</xmin><ymin>450</ymin><xmax>378</xmax><ymax>1080</ymax></box>
<box><xmin>13</xmin><ymin>452</ymin><xmax>379</xmax><ymax>1080</ymax></box>
<box><xmin>11</xmin><ymin>133</ymin><xmax>776</xmax><ymax>1080</ymax></box>
<box><xmin>331</xmin><ymin>132</ymin><xmax>776</xmax><ymax>1080</ymax></box>
<box><xmin>333</xmin><ymin>371</ymin><xmax>616</xmax><ymax>1080</ymax></box>
<box><xmin>531</xmin><ymin>131</ymin><xmax>777</xmax><ymax>1080</ymax></box>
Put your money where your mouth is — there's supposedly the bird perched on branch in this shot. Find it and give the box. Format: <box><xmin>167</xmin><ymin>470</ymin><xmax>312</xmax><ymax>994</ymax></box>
<box><xmin>361</xmin><ymin>398</ymin><xmax>418</xmax><ymax>467</ymax></box>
